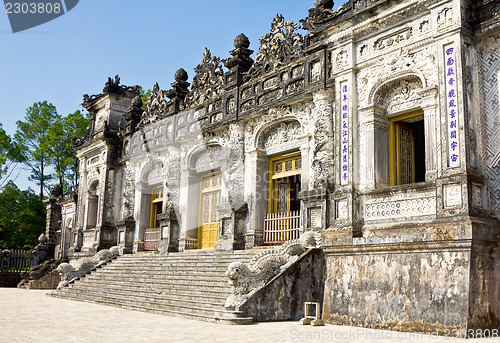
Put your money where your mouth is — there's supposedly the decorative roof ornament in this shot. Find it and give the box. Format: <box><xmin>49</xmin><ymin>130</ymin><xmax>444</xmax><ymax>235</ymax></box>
<box><xmin>184</xmin><ymin>48</ymin><xmax>224</xmax><ymax>108</ymax></box>
<box><xmin>83</xmin><ymin>75</ymin><xmax>140</xmax><ymax>105</ymax></box>
<box><xmin>300</xmin><ymin>1</ymin><xmax>357</xmax><ymax>32</ymax></box>
<box><xmin>224</xmin><ymin>34</ymin><xmax>254</xmax><ymax>89</ymax></box>
<box><xmin>139</xmin><ymin>82</ymin><xmax>168</xmax><ymax>127</ymax></box>
<box><xmin>246</xmin><ymin>14</ymin><xmax>304</xmax><ymax>80</ymax></box>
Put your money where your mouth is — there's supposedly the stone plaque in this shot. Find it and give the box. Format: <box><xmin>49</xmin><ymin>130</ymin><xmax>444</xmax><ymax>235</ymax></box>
<box><xmin>336</xmin><ymin>200</ymin><xmax>348</xmax><ymax>220</ymax></box>
<box><xmin>308</xmin><ymin>207</ymin><xmax>322</xmax><ymax>228</ymax></box>
<box><xmin>444</xmin><ymin>184</ymin><xmax>462</xmax><ymax>208</ymax></box>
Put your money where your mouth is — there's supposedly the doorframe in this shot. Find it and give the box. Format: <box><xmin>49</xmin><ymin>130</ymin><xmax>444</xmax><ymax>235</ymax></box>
<box><xmin>267</xmin><ymin>152</ymin><xmax>302</xmax><ymax>215</ymax></box>
<box><xmin>197</xmin><ymin>171</ymin><xmax>222</xmax><ymax>249</ymax></box>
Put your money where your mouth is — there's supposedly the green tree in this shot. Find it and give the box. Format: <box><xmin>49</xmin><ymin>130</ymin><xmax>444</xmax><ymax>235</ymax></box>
<box><xmin>140</xmin><ymin>87</ymin><xmax>151</xmax><ymax>110</ymax></box>
<box><xmin>0</xmin><ymin>181</ymin><xmax>46</xmax><ymax>250</ymax></box>
<box><xmin>14</xmin><ymin>101</ymin><xmax>60</xmax><ymax>201</ymax></box>
<box><xmin>47</xmin><ymin>110</ymin><xmax>89</xmax><ymax>195</ymax></box>
<box><xmin>0</xmin><ymin>124</ymin><xmax>18</xmax><ymax>188</ymax></box>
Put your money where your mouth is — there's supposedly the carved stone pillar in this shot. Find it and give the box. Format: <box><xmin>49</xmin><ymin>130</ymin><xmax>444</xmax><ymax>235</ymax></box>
<box><xmin>360</xmin><ymin>105</ymin><xmax>389</xmax><ymax>189</ymax></box>
<box><xmin>244</xmin><ymin>149</ymin><xmax>267</xmax><ymax>248</ymax></box>
<box><xmin>157</xmin><ymin>201</ymin><xmax>178</xmax><ymax>253</ymax></box>
<box><xmin>177</xmin><ymin>167</ymin><xmax>197</xmax><ymax>252</ymax></box>
<box><xmin>44</xmin><ymin>196</ymin><xmax>62</xmax><ymax>259</ymax></box>
<box><xmin>418</xmin><ymin>87</ymin><xmax>439</xmax><ymax>180</ymax></box>
<box><xmin>116</xmin><ymin>219</ymin><xmax>135</xmax><ymax>254</ymax></box>
<box><xmin>132</xmin><ymin>183</ymin><xmax>145</xmax><ymax>253</ymax></box>
<box><xmin>310</xmin><ymin>89</ymin><xmax>335</xmax><ymax>189</ymax></box>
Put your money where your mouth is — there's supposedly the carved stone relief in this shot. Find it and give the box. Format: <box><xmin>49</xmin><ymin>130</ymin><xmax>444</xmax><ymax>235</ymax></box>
<box><xmin>357</xmin><ymin>47</ymin><xmax>435</xmax><ymax>107</ymax></box>
<box><xmin>365</xmin><ymin>197</ymin><xmax>436</xmax><ymax>221</ymax></box>
<box><xmin>246</xmin><ymin>103</ymin><xmax>311</xmax><ymax>153</ymax></box>
<box><xmin>260</xmin><ymin>121</ymin><xmax>301</xmax><ymax>155</ymax></box>
<box><xmin>185</xmin><ymin>48</ymin><xmax>224</xmax><ymax>108</ymax></box>
<box><xmin>246</xmin><ymin>14</ymin><xmax>304</xmax><ymax>80</ymax></box>
<box><xmin>140</xmin><ymin>83</ymin><xmax>168</xmax><ymax>128</ymax></box>
<box><xmin>374</xmin><ymin>77</ymin><xmax>423</xmax><ymax>115</ymax></box>
<box><xmin>478</xmin><ymin>34</ymin><xmax>500</xmax><ymax>219</ymax></box>
<box><xmin>310</xmin><ymin>90</ymin><xmax>334</xmax><ymax>189</ymax></box>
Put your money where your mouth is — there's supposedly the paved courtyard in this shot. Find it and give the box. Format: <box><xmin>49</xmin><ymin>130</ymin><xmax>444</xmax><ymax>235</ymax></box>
<box><xmin>0</xmin><ymin>288</ymin><xmax>499</xmax><ymax>343</ymax></box>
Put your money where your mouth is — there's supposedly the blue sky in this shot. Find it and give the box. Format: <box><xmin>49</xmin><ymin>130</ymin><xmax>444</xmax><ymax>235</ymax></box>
<box><xmin>0</xmin><ymin>1</ymin><xmax>319</xmax><ymax>190</ymax></box>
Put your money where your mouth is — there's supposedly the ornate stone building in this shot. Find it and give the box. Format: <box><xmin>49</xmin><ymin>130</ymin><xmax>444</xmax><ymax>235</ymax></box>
<box><xmin>52</xmin><ymin>0</ymin><xmax>499</xmax><ymax>332</ymax></box>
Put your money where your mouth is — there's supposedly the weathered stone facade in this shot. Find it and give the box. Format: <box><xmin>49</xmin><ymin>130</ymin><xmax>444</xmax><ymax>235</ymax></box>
<box><xmin>53</xmin><ymin>0</ymin><xmax>500</xmax><ymax>332</ymax></box>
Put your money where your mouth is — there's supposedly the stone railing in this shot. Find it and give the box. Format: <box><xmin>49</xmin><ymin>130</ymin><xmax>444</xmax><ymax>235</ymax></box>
<box><xmin>224</xmin><ymin>231</ymin><xmax>322</xmax><ymax>311</ymax></box>
<box><xmin>56</xmin><ymin>246</ymin><xmax>119</xmax><ymax>289</ymax></box>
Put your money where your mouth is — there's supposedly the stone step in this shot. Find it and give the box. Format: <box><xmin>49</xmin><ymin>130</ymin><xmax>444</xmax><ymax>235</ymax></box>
<box><xmin>49</xmin><ymin>292</ymin><xmax>217</xmax><ymax>322</ymax></box>
<box><xmin>77</xmin><ymin>276</ymin><xmax>229</xmax><ymax>289</ymax></box>
<box><xmin>112</xmin><ymin>258</ymin><xmax>251</xmax><ymax>265</ymax></box>
<box><xmin>86</xmin><ymin>270</ymin><xmax>228</xmax><ymax>280</ymax></box>
<box><xmin>70</xmin><ymin>283</ymin><xmax>229</xmax><ymax>301</ymax></box>
<box><xmin>70</xmin><ymin>278</ymin><xmax>230</xmax><ymax>294</ymax></box>
<box><xmin>95</xmin><ymin>267</ymin><xmax>228</xmax><ymax>275</ymax></box>
<box><xmin>56</xmin><ymin>287</ymin><xmax>225</xmax><ymax>309</ymax></box>
<box><xmin>51</xmin><ymin>250</ymin><xmax>255</xmax><ymax>322</ymax></box>
<box><xmin>53</xmin><ymin>290</ymin><xmax>220</xmax><ymax>316</ymax></box>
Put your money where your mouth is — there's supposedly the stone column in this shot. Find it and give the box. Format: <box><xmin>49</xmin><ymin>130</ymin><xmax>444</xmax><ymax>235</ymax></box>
<box><xmin>418</xmin><ymin>87</ymin><xmax>439</xmax><ymax>180</ymax></box>
<box><xmin>177</xmin><ymin>166</ymin><xmax>197</xmax><ymax>251</ymax></box>
<box><xmin>244</xmin><ymin>149</ymin><xmax>267</xmax><ymax>248</ymax></box>
<box><xmin>309</xmin><ymin>89</ymin><xmax>335</xmax><ymax>189</ymax></box>
<box><xmin>132</xmin><ymin>183</ymin><xmax>145</xmax><ymax>253</ymax></box>
<box><xmin>44</xmin><ymin>194</ymin><xmax>62</xmax><ymax>259</ymax></box>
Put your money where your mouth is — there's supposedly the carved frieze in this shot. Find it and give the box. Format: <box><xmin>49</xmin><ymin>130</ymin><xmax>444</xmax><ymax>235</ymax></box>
<box><xmin>261</xmin><ymin>121</ymin><xmax>301</xmax><ymax>155</ymax></box>
<box><xmin>374</xmin><ymin>28</ymin><xmax>413</xmax><ymax>51</ymax></box>
<box><xmin>358</xmin><ymin>47</ymin><xmax>436</xmax><ymax>107</ymax></box>
<box><xmin>374</xmin><ymin>77</ymin><xmax>423</xmax><ymax>115</ymax></box>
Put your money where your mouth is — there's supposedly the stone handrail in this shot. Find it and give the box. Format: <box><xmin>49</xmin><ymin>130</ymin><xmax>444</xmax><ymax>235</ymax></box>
<box><xmin>56</xmin><ymin>246</ymin><xmax>119</xmax><ymax>289</ymax></box>
<box><xmin>224</xmin><ymin>231</ymin><xmax>322</xmax><ymax>310</ymax></box>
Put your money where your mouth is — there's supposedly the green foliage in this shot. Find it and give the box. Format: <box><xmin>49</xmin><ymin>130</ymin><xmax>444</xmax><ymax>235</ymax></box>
<box><xmin>13</xmin><ymin>102</ymin><xmax>89</xmax><ymax>199</ymax></box>
<box><xmin>140</xmin><ymin>87</ymin><xmax>152</xmax><ymax>110</ymax></box>
<box><xmin>13</xmin><ymin>101</ymin><xmax>60</xmax><ymax>201</ymax></box>
<box><xmin>47</xmin><ymin>110</ymin><xmax>89</xmax><ymax>195</ymax></box>
<box><xmin>0</xmin><ymin>181</ymin><xmax>46</xmax><ymax>250</ymax></box>
<box><xmin>0</xmin><ymin>124</ymin><xmax>17</xmax><ymax>187</ymax></box>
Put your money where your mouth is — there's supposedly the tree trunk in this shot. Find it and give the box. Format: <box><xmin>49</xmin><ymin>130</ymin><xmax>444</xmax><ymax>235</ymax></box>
<box><xmin>40</xmin><ymin>159</ymin><xmax>44</xmax><ymax>202</ymax></box>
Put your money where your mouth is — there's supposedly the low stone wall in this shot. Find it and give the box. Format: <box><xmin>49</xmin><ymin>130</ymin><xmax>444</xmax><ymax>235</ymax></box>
<box><xmin>239</xmin><ymin>249</ymin><xmax>325</xmax><ymax>322</ymax></box>
<box><xmin>322</xmin><ymin>220</ymin><xmax>500</xmax><ymax>333</ymax></box>
<box><xmin>0</xmin><ymin>273</ymin><xmax>22</xmax><ymax>287</ymax></box>
<box><xmin>28</xmin><ymin>269</ymin><xmax>61</xmax><ymax>289</ymax></box>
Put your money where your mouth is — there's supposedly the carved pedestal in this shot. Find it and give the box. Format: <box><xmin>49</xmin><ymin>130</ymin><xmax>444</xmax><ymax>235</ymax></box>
<box><xmin>157</xmin><ymin>211</ymin><xmax>179</xmax><ymax>253</ymax></box>
<box><xmin>300</xmin><ymin>189</ymin><xmax>328</xmax><ymax>231</ymax></box>
<box><xmin>116</xmin><ymin>219</ymin><xmax>135</xmax><ymax>254</ymax></box>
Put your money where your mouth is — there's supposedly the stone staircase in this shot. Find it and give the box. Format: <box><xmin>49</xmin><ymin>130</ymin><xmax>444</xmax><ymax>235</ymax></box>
<box><xmin>49</xmin><ymin>250</ymin><xmax>257</xmax><ymax>322</ymax></box>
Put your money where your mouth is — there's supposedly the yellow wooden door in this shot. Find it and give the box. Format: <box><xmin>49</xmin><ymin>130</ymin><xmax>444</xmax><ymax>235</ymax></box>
<box><xmin>198</xmin><ymin>173</ymin><xmax>221</xmax><ymax>249</ymax></box>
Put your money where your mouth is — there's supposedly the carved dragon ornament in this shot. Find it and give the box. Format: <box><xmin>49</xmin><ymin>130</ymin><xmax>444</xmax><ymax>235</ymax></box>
<box><xmin>224</xmin><ymin>231</ymin><xmax>322</xmax><ymax>310</ymax></box>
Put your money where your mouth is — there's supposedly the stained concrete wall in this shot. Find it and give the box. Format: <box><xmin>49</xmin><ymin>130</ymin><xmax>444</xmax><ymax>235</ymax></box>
<box><xmin>468</xmin><ymin>221</ymin><xmax>500</xmax><ymax>330</ymax></box>
<box><xmin>0</xmin><ymin>273</ymin><xmax>22</xmax><ymax>287</ymax></box>
<box><xmin>240</xmin><ymin>249</ymin><xmax>325</xmax><ymax>322</ymax></box>
<box><xmin>28</xmin><ymin>269</ymin><xmax>60</xmax><ymax>290</ymax></box>
<box><xmin>322</xmin><ymin>245</ymin><xmax>471</xmax><ymax>333</ymax></box>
